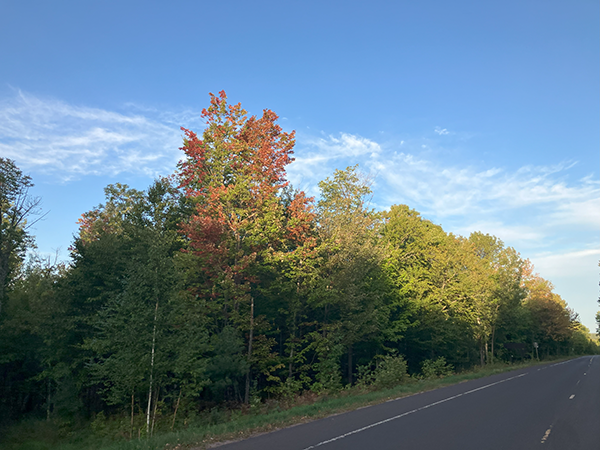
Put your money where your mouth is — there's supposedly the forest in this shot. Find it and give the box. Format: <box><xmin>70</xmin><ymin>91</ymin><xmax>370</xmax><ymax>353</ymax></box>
<box><xmin>1</xmin><ymin>91</ymin><xmax>598</xmax><ymax>441</ymax></box>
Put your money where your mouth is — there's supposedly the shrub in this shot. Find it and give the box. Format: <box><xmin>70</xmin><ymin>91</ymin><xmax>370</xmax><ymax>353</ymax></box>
<box><xmin>357</xmin><ymin>355</ymin><xmax>408</xmax><ymax>389</ymax></box>
<box><xmin>420</xmin><ymin>357</ymin><xmax>454</xmax><ymax>379</ymax></box>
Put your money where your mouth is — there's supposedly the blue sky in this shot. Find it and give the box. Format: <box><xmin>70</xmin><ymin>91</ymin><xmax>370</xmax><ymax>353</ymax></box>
<box><xmin>1</xmin><ymin>0</ymin><xmax>598</xmax><ymax>330</ymax></box>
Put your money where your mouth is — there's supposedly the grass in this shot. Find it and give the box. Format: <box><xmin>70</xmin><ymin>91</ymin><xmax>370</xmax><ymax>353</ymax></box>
<box><xmin>1</xmin><ymin>357</ymin><xmax>573</xmax><ymax>450</ymax></box>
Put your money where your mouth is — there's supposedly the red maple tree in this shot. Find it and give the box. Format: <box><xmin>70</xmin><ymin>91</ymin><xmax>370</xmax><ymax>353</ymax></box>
<box><xmin>177</xmin><ymin>91</ymin><xmax>315</xmax><ymax>402</ymax></box>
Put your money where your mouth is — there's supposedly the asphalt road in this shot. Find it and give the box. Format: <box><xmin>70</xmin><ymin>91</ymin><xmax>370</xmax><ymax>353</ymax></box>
<box><xmin>216</xmin><ymin>356</ymin><xmax>599</xmax><ymax>450</ymax></box>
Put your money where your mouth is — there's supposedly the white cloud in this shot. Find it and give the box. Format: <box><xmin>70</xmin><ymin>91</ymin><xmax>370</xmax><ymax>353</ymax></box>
<box><xmin>373</xmin><ymin>153</ymin><xmax>600</xmax><ymax>225</ymax></box>
<box><xmin>288</xmin><ymin>132</ymin><xmax>599</xmax><ymax>234</ymax></box>
<box><xmin>1</xmin><ymin>93</ymin><xmax>597</xmax><ymax>327</ymax></box>
<box><xmin>531</xmin><ymin>248</ymin><xmax>600</xmax><ymax>279</ymax></box>
<box><xmin>3</xmin><ymin>91</ymin><xmax>597</xmax><ymax>249</ymax></box>
<box><xmin>288</xmin><ymin>132</ymin><xmax>382</xmax><ymax>195</ymax></box>
<box><xmin>0</xmin><ymin>90</ymin><xmax>199</xmax><ymax>180</ymax></box>
<box><xmin>451</xmin><ymin>221</ymin><xmax>545</xmax><ymax>246</ymax></box>
<box><xmin>548</xmin><ymin>186</ymin><xmax>600</xmax><ymax>228</ymax></box>
<box><xmin>304</xmin><ymin>132</ymin><xmax>382</xmax><ymax>158</ymax></box>
<box><xmin>529</xmin><ymin>248</ymin><xmax>600</xmax><ymax>331</ymax></box>
<box><xmin>289</xmin><ymin>131</ymin><xmax>598</xmax><ymax>273</ymax></box>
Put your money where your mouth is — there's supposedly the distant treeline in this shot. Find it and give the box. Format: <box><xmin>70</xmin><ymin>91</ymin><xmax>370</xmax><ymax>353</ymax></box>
<box><xmin>1</xmin><ymin>91</ymin><xmax>597</xmax><ymax>435</ymax></box>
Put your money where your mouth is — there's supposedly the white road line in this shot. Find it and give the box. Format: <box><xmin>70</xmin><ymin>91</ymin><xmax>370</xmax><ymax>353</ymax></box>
<box><xmin>540</xmin><ymin>426</ymin><xmax>552</xmax><ymax>444</ymax></box>
<box><xmin>301</xmin><ymin>372</ymin><xmax>529</xmax><ymax>450</ymax></box>
<box><xmin>569</xmin><ymin>394</ymin><xmax>575</xmax><ymax>399</ymax></box>
<box><xmin>549</xmin><ymin>360</ymin><xmax>574</xmax><ymax>368</ymax></box>
<box><xmin>576</xmin><ymin>380</ymin><xmax>580</xmax><ymax>386</ymax></box>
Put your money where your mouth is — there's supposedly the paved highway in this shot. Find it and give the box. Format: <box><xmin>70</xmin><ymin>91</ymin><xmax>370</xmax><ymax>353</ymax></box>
<box><xmin>216</xmin><ymin>356</ymin><xmax>599</xmax><ymax>449</ymax></box>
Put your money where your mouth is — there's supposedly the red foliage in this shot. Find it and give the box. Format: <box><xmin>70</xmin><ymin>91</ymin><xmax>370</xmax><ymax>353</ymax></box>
<box><xmin>178</xmin><ymin>91</ymin><xmax>314</xmax><ymax>283</ymax></box>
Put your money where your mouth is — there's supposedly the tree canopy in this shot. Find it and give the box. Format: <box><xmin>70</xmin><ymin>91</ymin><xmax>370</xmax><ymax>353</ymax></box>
<box><xmin>0</xmin><ymin>93</ymin><xmax>596</xmax><ymax>440</ymax></box>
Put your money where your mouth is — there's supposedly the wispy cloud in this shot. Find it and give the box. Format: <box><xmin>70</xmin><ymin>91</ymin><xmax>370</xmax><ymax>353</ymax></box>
<box><xmin>3</xmin><ymin>91</ymin><xmax>597</xmax><ymax>255</ymax></box>
<box><xmin>528</xmin><ymin>247</ymin><xmax>600</xmax><ymax>330</ymax></box>
<box><xmin>373</xmin><ymin>154</ymin><xmax>598</xmax><ymax>220</ymax></box>
<box><xmin>1</xmin><ymin>92</ymin><xmax>597</xmax><ymax>327</ymax></box>
<box><xmin>290</xmin><ymin>131</ymin><xmax>599</xmax><ymax>255</ymax></box>
<box><xmin>0</xmin><ymin>90</ymin><xmax>200</xmax><ymax>180</ymax></box>
<box><xmin>531</xmin><ymin>248</ymin><xmax>600</xmax><ymax>279</ymax></box>
<box><xmin>451</xmin><ymin>221</ymin><xmax>546</xmax><ymax>247</ymax></box>
<box><xmin>289</xmin><ymin>131</ymin><xmax>598</xmax><ymax>329</ymax></box>
<box><xmin>288</xmin><ymin>132</ymin><xmax>382</xmax><ymax>195</ymax></box>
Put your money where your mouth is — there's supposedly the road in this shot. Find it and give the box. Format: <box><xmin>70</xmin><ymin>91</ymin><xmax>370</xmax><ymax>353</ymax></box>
<box><xmin>216</xmin><ymin>356</ymin><xmax>599</xmax><ymax>450</ymax></box>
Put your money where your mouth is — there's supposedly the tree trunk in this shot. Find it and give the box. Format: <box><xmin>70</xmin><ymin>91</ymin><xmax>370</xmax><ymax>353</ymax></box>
<box><xmin>347</xmin><ymin>345</ymin><xmax>353</xmax><ymax>385</ymax></box>
<box><xmin>485</xmin><ymin>341</ymin><xmax>489</xmax><ymax>365</ymax></box>
<box><xmin>490</xmin><ymin>326</ymin><xmax>496</xmax><ymax>365</ymax></box>
<box><xmin>479</xmin><ymin>340</ymin><xmax>485</xmax><ymax>366</ymax></box>
<box><xmin>244</xmin><ymin>296</ymin><xmax>254</xmax><ymax>404</ymax></box>
<box><xmin>151</xmin><ymin>386</ymin><xmax>159</xmax><ymax>436</ymax></box>
<box><xmin>46</xmin><ymin>377</ymin><xmax>51</xmax><ymax>421</ymax></box>
<box><xmin>288</xmin><ymin>310</ymin><xmax>297</xmax><ymax>378</ymax></box>
<box><xmin>146</xmin><ymin>299</ymin><xmax>159</xmax><ymax>435</ymax></box>
<box><xmin>288</xmin><ymin>346</ymin><xmax>295</xmax><ymax>379</ymax></box>
<box><xmin>130</xmin><ymin>392</ymin><xmax>135</xmax><ymax>439</ymax></box>
<box><xmin>0</xmin><ymin>229</ymin><xmax>15</xmax><ymax>317</ymax></box>
<box><xmin>171</xmin><ymin>389</ymin><xmax>181</xmax><ymax>431</ymax></box>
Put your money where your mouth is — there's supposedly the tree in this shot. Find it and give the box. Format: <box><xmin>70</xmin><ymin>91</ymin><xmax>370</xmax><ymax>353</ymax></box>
<box><xmin>382</xmin><ymin>205</ymin><xmax>481</xmax><ymax>370</ymax></box>
<box><xmin>78</xmin><ymin>179</ymin><xmax>191</xmax><ymax>435</ymax></box>
<box><xmin>311</xmin><ymin>166</ymin><xmax>391</xmax><ymax>385</ymax></box>
<box><xmin>0</xmin><ymin>158</ymin><xmax>43</xmax><ymax>315</ymax></box>
<box><xmin>468</xmin><ymin>232</ymin><xmax>527</xmax><ymax>364</ymax></box>
<box><xmin>0</xmin><ymin>256</ymin><xmax>72</xmax><ymax>422</ymax></box>
<box><xmin>178</xmin><ymin>91</ymin><xmax>314</xmax><ymax>403</ymax></box>
<box><xmin>86</xmin><ymin>227</ymin><xmax>179</xmax><ymax>436</ymax></box>
<box><xmin>523</xmin><ymin>273</ymin><xmax>572</xmax><ymax>356</ymax></box>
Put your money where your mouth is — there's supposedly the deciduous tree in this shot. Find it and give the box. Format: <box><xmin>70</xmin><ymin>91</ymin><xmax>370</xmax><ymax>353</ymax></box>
<box><xmin>0</xmin><ymin>158</ymin><xmax>43</xmax><ymax>315</ymax></box>
<box><xmin>178</xmin><ymin>91</ymin><xmax>314</xmax><ymax>402</ymax></box>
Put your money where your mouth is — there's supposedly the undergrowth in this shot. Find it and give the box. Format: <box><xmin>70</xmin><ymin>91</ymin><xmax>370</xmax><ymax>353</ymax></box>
<box><xmin>1</xmin><ymin>357</ymin><xmax>572</xmax><ymax>450</ymax></box>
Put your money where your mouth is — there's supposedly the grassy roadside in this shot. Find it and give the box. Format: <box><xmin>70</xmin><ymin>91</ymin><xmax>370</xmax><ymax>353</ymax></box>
<box><xmin>2</xmin><ymin>357</ymin><xmax>575</xmax><ymax>450</ymax></box>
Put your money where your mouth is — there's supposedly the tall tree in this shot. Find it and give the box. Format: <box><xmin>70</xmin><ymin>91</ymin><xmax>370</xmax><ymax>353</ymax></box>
<box><xmin>178</xmin><ymin>91</ymin><xmax>313</xmax><ymax>403</ymax></box>
<box><xmin>313</xmin><ymin>166</ymin><xmax>389</xmax><ymax>385</ymax></box>
<box><xmin>382</xmin><ymin>205</ymin><xmax>484</xmax><ymax>369</ymax></box>
<box><xmin>75</xmin><ymin>179</ymin><xmax>190</xmax><ymax>432</ymax></box>
<box><xmin>468</xmin><ymin>232</ymin><xmax>527</xmax><ymax>364</ymax></box>
<box><xmin>523</xmin><ymin>272</ymin><xmax>572</xmax><ymax>356</ymax></box>
<box><xmin>0</xmin><ymin>158</ymin><xmax>42</xmax><ymax>315</ymax></box>
<box><xmin>0</xmin><ymin>257</ymin><xmax>71</xmax><ymax>422</ymax></box>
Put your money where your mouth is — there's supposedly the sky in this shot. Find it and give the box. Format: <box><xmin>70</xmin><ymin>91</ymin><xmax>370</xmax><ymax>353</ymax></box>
<box><xmin>0</xmin><ymin>0</ymin><xmax>598</xmax><ymax>330</ymax></box>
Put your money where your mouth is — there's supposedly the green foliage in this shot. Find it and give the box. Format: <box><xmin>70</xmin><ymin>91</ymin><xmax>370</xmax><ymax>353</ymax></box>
<box><xmin>420</xmin><ymin>357</ymin><xmax>454</xmax><ymax>379</ymax></box>
<box><xmin>357</xmin><ymin>354</ymin><xmax>408</xmax><ymax>389</ymax></box>
<box><xmin>264</xmin><ymin>377</ymin><xmax>305</xmax><ymax>402</ymax></box>
<box><xmin>307</xmin><ymin>331</ymin><xmax>344</xmax><ymax>394</ymax></box>
<box><xmin>0</xmin><ymin>158</ymin><xmax>41</xmax><ymax>315</ymax></box>
<box><xmin>2</xmin><ymin>93</ymin><xmax>596</xmax><ymax>450</ymax></box>
<box><xmin>205</xmin><ymin>326</ymin><xmax>248</xmax><ymax>401</ymax></box>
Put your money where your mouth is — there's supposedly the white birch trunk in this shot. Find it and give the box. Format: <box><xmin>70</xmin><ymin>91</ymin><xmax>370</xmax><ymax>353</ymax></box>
<box><xmin>146</xmin><ymin>299</ymin><xmax>159</xmax><ymax>435</ymax></box>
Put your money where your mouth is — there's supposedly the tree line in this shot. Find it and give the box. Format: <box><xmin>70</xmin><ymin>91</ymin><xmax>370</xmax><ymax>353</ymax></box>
<box><xmin>1</xmin><ymin>91</ymin><xmax>598</xmax><ymax>435</ymax></box>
